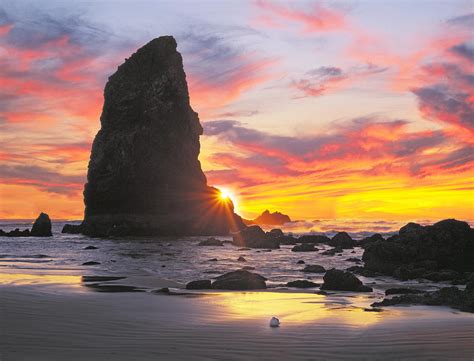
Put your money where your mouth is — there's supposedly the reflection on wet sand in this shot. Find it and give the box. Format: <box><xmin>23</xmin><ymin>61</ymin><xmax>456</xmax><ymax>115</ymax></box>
<box><xmin>0</xmin><ymin>273</ymin><xmax>82</xmax><ymax>287</ymax></box>
<box><xmin>210</xmin><ymin>291</ymin><xmax>393</xmax><ymax>326</ymax></box>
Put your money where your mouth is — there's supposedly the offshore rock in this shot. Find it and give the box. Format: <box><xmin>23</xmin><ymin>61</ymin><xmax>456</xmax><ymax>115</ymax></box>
<box><xmin>30</xmin><ymin>213</ymin><xmax>52</xmax><ymax>237</ymax></box>
<box><xmin>253</xmin><ymin>210</ymin><xmax>291</xmax><ymax>225</ymax></box>
<box><xmin>232</xmin><ymin>225</ymin><xmax>279</xmax><ymax>249</ymax></box>
<box><xmin>82</xmin><ymin>36</ymin><xmax>244</xmax><ymax>236</ymax></box>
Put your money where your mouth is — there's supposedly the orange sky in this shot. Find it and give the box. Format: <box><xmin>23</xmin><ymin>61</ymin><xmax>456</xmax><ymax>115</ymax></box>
<box><xmin>0</xmin><ymin>1</ymin><xmax>473</xmax><ymax>223</ymax></box>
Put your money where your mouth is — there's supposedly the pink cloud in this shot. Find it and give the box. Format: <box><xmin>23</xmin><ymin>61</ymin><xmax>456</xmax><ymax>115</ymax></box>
<box><xmin>254</xmin><ymin>0</ymin><xmax>347</xmax><ymax>32</ymax></box>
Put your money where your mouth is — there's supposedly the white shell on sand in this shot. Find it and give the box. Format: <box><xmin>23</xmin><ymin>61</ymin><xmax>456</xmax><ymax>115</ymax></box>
<box><xmin>269</xmin><ymin>317</ymin><xmax>280</xmax><ymax>327</ymax></box>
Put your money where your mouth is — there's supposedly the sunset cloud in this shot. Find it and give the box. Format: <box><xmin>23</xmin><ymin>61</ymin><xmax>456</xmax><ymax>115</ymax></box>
<box><xmin>180</xmin><ymin>30</ymin><xmax>278</xmax><ymax>118</ymax></box>
<box><xmin>291</xmin><ymin>64</ymin><xmax>387</xmax><ymax>97</ymax></box>
<box><xmin>253</xmin><ymin>0</ymin><xmax>347</xmax><ymax>32</ymax></box>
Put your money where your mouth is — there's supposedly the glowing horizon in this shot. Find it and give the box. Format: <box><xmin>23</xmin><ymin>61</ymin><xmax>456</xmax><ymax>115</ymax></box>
<box><xmin>0</xmin><ymin>1</ymin><xmax>473</xmax><ymax>224</ymax></box>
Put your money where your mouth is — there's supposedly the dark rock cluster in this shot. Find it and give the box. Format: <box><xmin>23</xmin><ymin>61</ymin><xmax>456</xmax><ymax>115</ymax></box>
<box><xmin>362</xmin><ymin>219</ymin><xmax>474</xmax><ymax>281</ymax></box>
<box><xmin>373</xmin><ymin>279</ymin><xmax>474</xmax><ymax>313</ymax></box>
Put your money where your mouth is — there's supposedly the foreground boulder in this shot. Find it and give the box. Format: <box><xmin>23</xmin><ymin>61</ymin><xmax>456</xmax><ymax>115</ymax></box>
<box><xmin>321</xmin><ymin>269</ymin><xmax>372</xmax><ymax>292</ymax></box>
<box><xmin>81</xmin><ymin>36</ymin><xmax>244</xmax><ymax>237</ymax></box>
<box><xmin>329</xmin><ymin>232</ymin><xmax>355</xmax><ymax>249</ymax></box>
<box><xmin>30</xmin><ymin>213</ymin><xmax>52</xmax><ymax>237</ymax></box>
<box><xmin>232</xmin><ymin>225</ymin><xmax>279</xmax><ymax>249</ymax></box>
<box><xmin>363</xmin><ymin>219</ymin><xmax>474</xmax><ymax>280</ymax></box>
<box><xmin>211</xmin><ymin>270</ymin><xmax>267</xmax><ymax>290</ymax></box>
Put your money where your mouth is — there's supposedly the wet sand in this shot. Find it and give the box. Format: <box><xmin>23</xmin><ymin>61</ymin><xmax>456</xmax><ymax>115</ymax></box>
<box><xmin>1</xmin><ymin>275</ymin><xmax>473</xmax><ymax>360</ymax></box>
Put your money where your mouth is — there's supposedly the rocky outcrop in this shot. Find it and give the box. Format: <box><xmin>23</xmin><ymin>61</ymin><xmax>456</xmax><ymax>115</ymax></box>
<box><xmin>321</xmin><ymin>269</ymin><xmax>373</xmax><ymax>292</ymax></box>
<box><xmin>211</xmin><ymin>270</ymin><xmax>267</xmax><ymax>290</ymax></box>
<box><xmin>232</xmin><ymin>225</ymin><xmax>279</xmax><ymax>249</ymax></box>
<box><xmin>30</xmin><ymin>213</ymin><xmax>52</xmax><ymax>237</ymax></box>
<box><xmin>372</xmin><ymin>285</ymin><xmax>474</xmax><ymax>313</ymax></box>
<box><xmin>81</xmin><ymin>36</ymin><xmax>244</xmax><ymax>237</ymax></box>
<box><xmin>252</xmin><ymin>210</ymin><xmax>291</xmax><ymax>225</ymax></box>
<box><xmin>362</xmin><ymin>219</ymin><xmax>474</xmax><ymax>281</ymax></box>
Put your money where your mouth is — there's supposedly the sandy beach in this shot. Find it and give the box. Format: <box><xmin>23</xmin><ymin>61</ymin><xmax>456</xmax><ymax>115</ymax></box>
<box><xmin>1</xmin><ymin>274</ymin><xmax>474</xmax><ymax>361</ymax></box>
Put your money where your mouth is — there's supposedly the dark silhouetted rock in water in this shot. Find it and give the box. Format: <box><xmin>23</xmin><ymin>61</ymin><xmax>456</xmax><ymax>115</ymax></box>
<box><xmin>211</xmin><ymin>270</ymin><xmax>267</xmax><ymax>290</ymax></box>
<box><xmin>186</xmin><ymin>280</ymin><xmax>211</xmax><ymax>290</ymax></box>
<box><xmin>81</xmin><ymin>36</ymin><xmax>244</xmax><ymax>237</ymax></box>
<box><xmin>286</xmin><ymin>280</ymin><xmax>319</xmax><ymax>288</ymax></box>
<box><xmin>84</xmin><ymin>245</ymin><xmax>98</xmax><ymax>250</ymax></box>
<box><xmin>329</xmin><ymin>232</ymin><xmax>355</xmax><ymax>249</ymax></box>
<box><xmin>232</xmin><ymin>225</ymin><xmax>279</xmax><ymax>249</ymax></box>
<box><xmin>302</xmin><ymin>264</ymin><xmax>326</xmax><ymax>273</ymax></box>
<box><xmin>253</xmin><ymin>210</ymin><xmax>291</xmax><ymax>225</ymax></box>
<box><xmin>62</xmin><ymin>224</ymin><xmax>83</xmax><ymax>234</ymax></box>
<box><xmin>292</xmin><ymin>244</ymin><xmax>318</xmax><ymax>252</ymax></box>
<box><xmin>363</xmin><ymin>219</ymin><xmax>474</xmax><ymax>280</ymax></box>
<box><xmin>82</xmin><ymin>261</ymin><xmax>101</xmax><ymax>266</ymax></box>
<box><xmin>30</xmin><ymin>213</ymin><xmax>52</xmax><ymax>237</ymax></box>
<box><xmin>321</xmin><ymin>269</ymin><xmax>373</xmax><ymax>292</ymax></box>
<box><xmin>198</xmin><ymin>237</ymin><xmax>223</xmax><ymax>246</ymax></box>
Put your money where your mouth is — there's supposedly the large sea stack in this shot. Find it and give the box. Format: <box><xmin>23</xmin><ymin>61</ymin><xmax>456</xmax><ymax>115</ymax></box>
<box><xmin>81</xmin><ymin>36</ymin><xmax>244</xmax><ymax>237</ymax></box>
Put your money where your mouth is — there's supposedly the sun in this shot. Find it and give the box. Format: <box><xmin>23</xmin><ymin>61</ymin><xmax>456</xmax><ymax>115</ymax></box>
<box><xmin>219</xmin><ymin>191</ymin><xmax>230</xmax><ymax>200</ymax></box>
<box><xmin>216</xmin><ymin>187</ymin><xmax>238</xmax><ymax>210</ymax></box>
